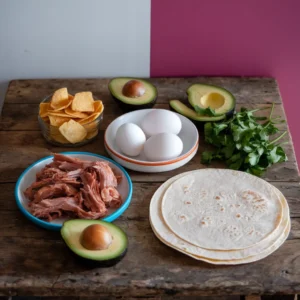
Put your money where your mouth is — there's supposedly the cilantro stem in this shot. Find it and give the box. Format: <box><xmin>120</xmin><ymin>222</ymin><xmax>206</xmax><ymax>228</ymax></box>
<box><xmin>263</xmin><ymin>122</ymin><xmax>271</xmax><ymax>129</ymax></box>
<box><xmin>248</xmin><ymin>108</ymin><xmax>267</xmax><ymax>114</ymax></box>
<box><xmin>269</xmin><ymin>131</ymin><xmax>287</xmax><ymax>145</ymax></box>
<box><xmin>254</xmin><ymin>116</ymin><xmax>267</xmax><ymax>121</ymax></box>
<box><xmin>278</xmin><ymin>141</ymin><xmax>289</xmax><ymax>146</ymax></box>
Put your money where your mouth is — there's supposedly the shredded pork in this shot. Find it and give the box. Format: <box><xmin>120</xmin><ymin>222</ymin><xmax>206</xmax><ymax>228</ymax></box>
<box><xmin>24</xmin><ymin>154</ymin><xmax>122</xmax><ymax>221</ymax></box>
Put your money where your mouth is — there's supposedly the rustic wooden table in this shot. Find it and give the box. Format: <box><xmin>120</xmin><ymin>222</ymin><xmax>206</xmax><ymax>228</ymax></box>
<box><xmin>0</xmin><ymin>77</ymin><xmax>299</xmax><ymax>298</ymax></box>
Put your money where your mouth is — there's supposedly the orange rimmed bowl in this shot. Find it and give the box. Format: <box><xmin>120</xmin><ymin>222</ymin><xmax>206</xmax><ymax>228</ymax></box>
<box><xmin>104</xmin><ymin>109</ymin><xmax>199</xmax><ymax>173</ymax></box>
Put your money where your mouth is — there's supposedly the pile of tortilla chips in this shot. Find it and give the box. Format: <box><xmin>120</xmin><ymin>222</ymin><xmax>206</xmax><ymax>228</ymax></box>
<box><xmin>39</xmin><ymin>87</ymin><xmax>104</xmax><ymax>144</ymax></box>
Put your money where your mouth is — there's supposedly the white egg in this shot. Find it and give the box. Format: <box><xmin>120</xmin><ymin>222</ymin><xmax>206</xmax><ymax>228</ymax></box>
<box><xmin>144</xmin><ymin>133</ymin><xmax>183</xmax><ymax>161</ymax></box>
<box><xmin>115</xmin><ymin>123</ymin><xmax>146</xmax><ymax>156</ymax></box>
<box><xmin>141</xmin><ymin>110</ymin><xmax>182</xmax><ymax>137</ymax></box>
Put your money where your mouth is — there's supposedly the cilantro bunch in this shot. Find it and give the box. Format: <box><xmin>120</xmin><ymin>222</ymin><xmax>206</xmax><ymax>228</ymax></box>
<box><xmin>201</xmin><ymin>104</ymin><xmax>288</xmax><ymax>176</ymax></box>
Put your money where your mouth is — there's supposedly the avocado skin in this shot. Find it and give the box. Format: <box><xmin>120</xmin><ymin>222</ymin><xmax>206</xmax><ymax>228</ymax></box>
<box><xmin>187</xmin><ymin>83</ymin><xmax>236</xmax><ymax>116</ymax></box>
<box><xmin>65</xmin><ymin>244</ymin><xmax>127</xmax><ymax>268</ymax></box>
<box><xmin>169</xmin><ymin>102</ymin><xmax>234</xmax><ymax>130</ymax></box>
<box><xmin>61</xmin><ymin>219</ymin><xmax>128</xmax><ymax>268</ymax></box>
<box><xmin>110</xmin><ymin>94</ymin><xmax>157</xmax><ymax>112</ymax></box>
<box><xmin>169</xmin><ymin>103</ymin><xmax>205</xmax><ymax>130</ymax></box>
<box><xmin>108</xmin><ymin>77</ymin><xmax>158</xmax><ymax>112</ymax></box>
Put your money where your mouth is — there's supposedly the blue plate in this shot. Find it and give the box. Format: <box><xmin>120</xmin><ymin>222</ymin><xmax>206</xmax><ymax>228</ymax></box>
<box><xmin>15</xmin><ymin>152</ymin><xmax>133</xmax><ymax>231</ymax></box>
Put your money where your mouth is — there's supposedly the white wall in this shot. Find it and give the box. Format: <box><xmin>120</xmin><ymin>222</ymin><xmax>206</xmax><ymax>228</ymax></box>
<box><xmin>0</xmin><ymin>0</ymin><xmax>151</xmax><ymax>109</ymax></box>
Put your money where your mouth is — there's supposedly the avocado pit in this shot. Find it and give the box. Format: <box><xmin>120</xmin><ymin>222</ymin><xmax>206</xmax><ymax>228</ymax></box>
<box><xmin>122</xmin><ymin>80</ymin><xmax>146</xmax><ymax>98</ymax></box>
<box><xmin>81</xmin><ymin>224</ymin><xmax>112</xmax><ymax>251</ymax></box>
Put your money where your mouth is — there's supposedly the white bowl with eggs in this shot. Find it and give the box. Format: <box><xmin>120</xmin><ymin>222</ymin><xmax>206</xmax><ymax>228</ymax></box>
<box><xmin>104</xmin><ymin>109</ymin><xmax>199</xmax><ymax>173</ymax></box>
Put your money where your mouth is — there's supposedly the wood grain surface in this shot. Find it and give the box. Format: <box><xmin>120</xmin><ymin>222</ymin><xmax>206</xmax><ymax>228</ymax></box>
<box><xmin>0</xmin><ymin>77</ymin><xmax>299</xmax><ymax>297</ymax></box>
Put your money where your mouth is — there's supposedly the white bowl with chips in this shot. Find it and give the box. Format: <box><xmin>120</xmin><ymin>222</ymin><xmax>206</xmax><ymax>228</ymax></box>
<box><xmin>38</xmin><ymin>92</ymin><xmax>104</xmax><ymax>147</ymax></box>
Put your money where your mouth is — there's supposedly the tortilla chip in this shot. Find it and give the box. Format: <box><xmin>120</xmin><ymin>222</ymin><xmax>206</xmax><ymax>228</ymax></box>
<box><xmin>50</xmin><ymin>88</ymin><xmax>69</xmax><ymax>109</ymax></box>
<box><xmin>94</xmin><ymin>100</ymin><xmax>104</xmax><ymax>113</ymax></box>
<box><xmin>65</xmin><ymin>107</ymin><xmax>89</xmax><ymax>118</ymax></box>
<box><xmin>78</xmin><ymin>112</ymin><xmax>101</xmax><ymax>125</ymax></box>
<box><xmin>48</xmin><ymin>115</ymin><xmax>70</xmax><ymax>127</ymax></box>
<box><xmin>50</xmin><ymin>98</ymin><xmax>72</xmax><ymax>111</ymax></box>
<box><xmin>71</xmin><ymin>92</ymin><xmax>94</xmax><ymax>112</ymax></box>
<box><xmin>39</xmin><ymin>103</ymin><xmax>50</xmax><ymax>117</ymax></box>
<box><xmin>86</xmin><ymin>129</ymin><xmax>99</xmax><ymax>140</ymax></box>
<box><xmin>47</xmin><ymin>111</ymin><xmax>74</xmax><ymax>118</ymax></box>
<box><xmin>59</xmin><ymin>119</ymin><xmax>87</xmax><ymax>144</ymax></box>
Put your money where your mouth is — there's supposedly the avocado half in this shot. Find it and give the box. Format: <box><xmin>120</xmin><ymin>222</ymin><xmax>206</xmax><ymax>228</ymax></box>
<box><xmin>170</xmin><ymin>100</ymin><xmax>226</xmax><ymax>122</ymax></box>
<box><xmin>61</xmin><ymin>219</ymin><xmax>128</xmax><ymax>267</ymax></box>
<box><xmin>108</xmin><ymin>77</ymin><xmax>157</xmax><ymax>111</ymax></box>
<box><xmin>187</xmin><ymin>83</ymin><xmax>235</xmax><ymax>116</ymax></box>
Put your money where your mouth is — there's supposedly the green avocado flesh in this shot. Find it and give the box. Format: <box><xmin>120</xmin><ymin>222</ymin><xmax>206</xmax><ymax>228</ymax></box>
<box><xmin>108</xmin><ymin>77</ymin><xmax>157</xmax><ymax>105</ymax></box>
<box><xmin>170</xmin><ymin>100</ymin><xmax>226</xmax><ymax>121</ymax></box>
<box><xmin>61</xmin><ymin>220</ymin><xmax>128</xmax><ymax>261</ymax></box>
<box><xmin>187</xmin><ymin>84</ymin><xmax>235</xmax><ymax>116</ymax></box>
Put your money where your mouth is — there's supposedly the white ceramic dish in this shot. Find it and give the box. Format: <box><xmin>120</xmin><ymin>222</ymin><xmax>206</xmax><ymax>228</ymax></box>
<box><xmin>15</xmin><ymin>152</ymin><xmax>133</xmax><ymax>231</ymax></box>
<box><xmin>104</xmin><ymin>109</ymin><xmax>199</xmax><ymax>173</ymax></box>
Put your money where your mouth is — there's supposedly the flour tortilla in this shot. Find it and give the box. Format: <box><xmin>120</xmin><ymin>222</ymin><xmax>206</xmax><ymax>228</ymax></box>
<box><xmin>161</xmin><ymin>169</ymin><xmax>283</xmax><ymax>250</ymax></box>
<box><xmin>150</xmin><ymin>219</ymin><xmax>290</xmax><ymax>265</ymax></box>
<box><xmin>150</xmin><ymin>170</ymin><xmax>290</xmax><ymax>261</ymax></box>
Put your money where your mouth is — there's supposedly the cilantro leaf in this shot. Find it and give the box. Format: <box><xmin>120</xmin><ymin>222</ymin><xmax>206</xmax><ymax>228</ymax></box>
<box><xmin>201</xmin><ymin>151</ymin><xmax>214</xmax><ymax>164</ymax></box>
<box><xmin>213</xmin><ymin>123</ymin><xmax>228</xmax><ymax>135</ymax></box>
<box><xmin>221</xmin><ymin>143</ymin><xmax>235</xmax><ymax>159</ymax></box>
<box><xmin>246</xmin><ymin>152</ymin><xmax>260</xmax><ymax>166</ymax></box>
<box><xmin>195</xmin><ymin>105</ymin><xmax>217</xmax><ymax>116</ymax></box>
<box><xmin>249</xmin><ymin>166</ymin><xmax>265</xmax><ymax>177</ymax></box>
<box><xmin>267</xmin><ymin>146</ymin><xmax>288</xmax><ymax>164</ymax></box>
<box><xmin>201</xmin><ymin>103</ymin><xmax>288</xmax><ymax>176</ymax></box>
<box><xmin>243</xmin><ymin>145</ymin><xmax>253</xmax><ymax>153</ymax></box>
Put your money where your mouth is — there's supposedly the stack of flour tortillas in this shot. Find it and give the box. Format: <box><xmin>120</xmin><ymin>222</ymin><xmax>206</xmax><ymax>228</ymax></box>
<box><xmin>149</xmin><ymin>169</ymin><xmax>290</xmax><ymax>265</ymax></box>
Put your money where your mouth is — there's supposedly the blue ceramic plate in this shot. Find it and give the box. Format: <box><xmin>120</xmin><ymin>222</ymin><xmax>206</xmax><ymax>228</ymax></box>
<box><xmin>15</xmin><ymin>152</ymin><xmax>133</xmax><ymax>231</ymax></box>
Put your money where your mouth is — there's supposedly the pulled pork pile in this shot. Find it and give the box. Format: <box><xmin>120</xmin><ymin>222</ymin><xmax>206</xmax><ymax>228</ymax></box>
<box><xmin>24</xmin><ymin>154</ymin><xmax>122</xmax><ymax>221</ymax></box>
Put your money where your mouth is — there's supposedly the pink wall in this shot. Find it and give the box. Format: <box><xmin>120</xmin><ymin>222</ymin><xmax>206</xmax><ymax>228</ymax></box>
<box><xmin>151</xmin><ymin>0</ymin><xmax>300</xmax><ymax>165</ymax></box>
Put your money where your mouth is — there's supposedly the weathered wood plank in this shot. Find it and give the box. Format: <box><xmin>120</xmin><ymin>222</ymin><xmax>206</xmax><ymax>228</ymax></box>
<box><xmin>42</xmin><ymin>297</ymin><xmax>242</xmax><ymax>300</ymax></box>
<box><xmin>261</xmin><ymin>296</ymin><xmax>297</xmax><ymax>300</ymax></box>
<box><xmin>244</xmin><ymin>296</ymin><xmax>261</xmax><ymax>300</ymax></box>
<box><xmin>0</xmin><ymin>103</ymin><xmax>288</xmax><ymax>132</ymax></box>
<box><xmin>0</xmin><ymin>237</ymin><xmax>299</xmax><ymax>296</ymax></box>
<box><xmin>1</xmin><ymin>182</ymin><xmax>299</xmax><ymax>217</ymax></box>
<box><xmin>4</xmin><ymin>77</ymin><xmax>281</xmax><ymax>105</ymax></box>
<box><xmin>0</xmin><ymin>295</ymin><xmax>245</xmax><ymax>300</ymax></box>
<box><xmin>0</xmin><ymin>178</ymin><xmax>299</xmax><ymax>240</ymax></box>
<box><xmin>0</xmin><ymin>209</ymin><xmax>299</xmax><ymax>240</ymax></box>
<box><xmin>0</xmin><ymin>131</ymin><xmax>298</xmax><ymax>183</ymax></box>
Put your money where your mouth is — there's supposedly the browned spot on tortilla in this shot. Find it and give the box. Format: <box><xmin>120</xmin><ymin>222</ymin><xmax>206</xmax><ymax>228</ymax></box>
<box><xmin>254</xmin><ymin>198</ymin><xmax>264</xmax><ymax>202</ymax></box>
